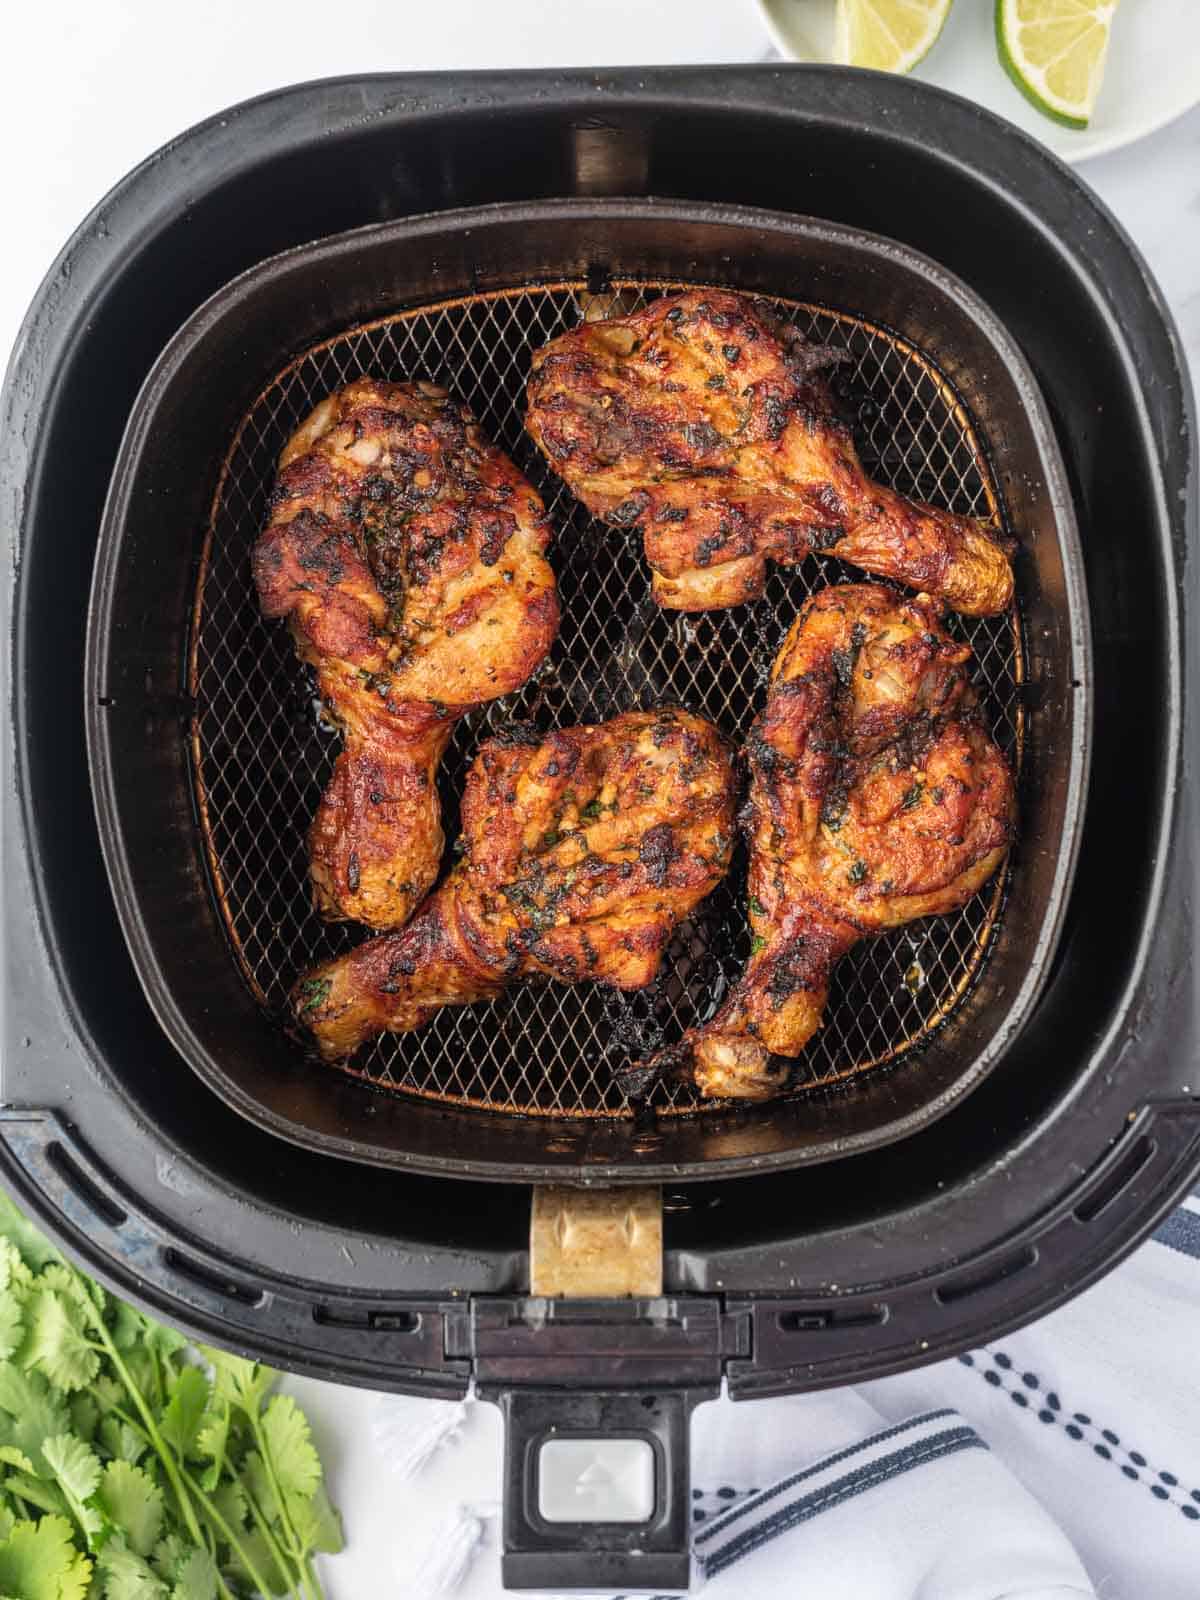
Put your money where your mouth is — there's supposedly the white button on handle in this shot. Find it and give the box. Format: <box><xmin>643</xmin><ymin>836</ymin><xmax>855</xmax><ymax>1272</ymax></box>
<box><xmin>538</xmin><ymin>1437</ymin><xmax>655</xmax><ymax>1523</ymax></box>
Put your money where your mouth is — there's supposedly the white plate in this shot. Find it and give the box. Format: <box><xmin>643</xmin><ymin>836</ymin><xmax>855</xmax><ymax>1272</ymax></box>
<box><xmin>754</xmin><ymin>0</ymin><xmax>1200</xmax><ymax>162</ymax></box>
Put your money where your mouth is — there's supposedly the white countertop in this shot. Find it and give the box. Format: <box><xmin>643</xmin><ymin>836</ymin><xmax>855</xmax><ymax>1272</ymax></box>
<box><xmin>2</xmin><ymin>4</ymin><xmax>1196</xmax><ymax>1596</ymax></box>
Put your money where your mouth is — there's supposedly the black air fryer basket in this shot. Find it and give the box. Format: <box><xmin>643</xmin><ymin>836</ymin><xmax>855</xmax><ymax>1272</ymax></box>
<box><xmin>3</xmin><ymin>69</ymin><xmax>1196</xmax><ymax>1593</ymax></box>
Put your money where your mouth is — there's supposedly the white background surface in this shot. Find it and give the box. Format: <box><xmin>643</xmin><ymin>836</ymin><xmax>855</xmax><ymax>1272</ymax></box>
<box><xmin>1</xmin><ymin>3</ymin><xmax>1197</xmax><ymax>1595</ymax></box>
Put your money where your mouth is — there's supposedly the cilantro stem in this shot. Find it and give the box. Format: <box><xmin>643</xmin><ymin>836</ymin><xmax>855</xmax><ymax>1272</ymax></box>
<box><xmin>243</xmin><ymin>1476</ymin><xmax>311</xmax><ymax>1600</ymax></box>
<box><xmin>55</xmin><ymin>1478</ymin><xmax>96</xmax><ymax>1552</ymax></box>
<box><xmin>80</xmin><ymin>1304</ymin><xmax>207</xmax><ymax>1554</ymax></box>
<box><xmin>182</xmin><ymin>1462</ymin><xmax>295</xmax><ymax>1600</ymax></box>
<box><xmin>298</xmin><ymin>1545</ymin><xmax>323</xmax><ymax>1600</ymax></box>
<box><xmin>250</xmin><ymin>1414</ymin><xmax>321</xmax><ymax>1600</ymax></box>
<box><xmin>148</xmin><ymin>1341</ymin><xmax>165</xmax><ymax>1412</ymax></box>
<box><xmin>243</xmin><ymin>1480</ymin><xmax>292</xmax><ymax>1571</ymax></box>
<box><xmin>109</xmin><ymin>1398</ymin><xmax>285</xmax><ymax>1600</ymax></box>
<box><xmin>106</xmin><ymin>1400</ymin><xmax>149</xmax><ymax>1445</ymax></box>
<box><xmin>104</xmin><ymin>1405</ymin><xmax>227</xmax><ymax>1588</ymax></box>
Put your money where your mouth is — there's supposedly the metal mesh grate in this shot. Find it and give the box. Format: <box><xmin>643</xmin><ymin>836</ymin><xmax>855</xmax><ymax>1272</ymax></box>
<box><xmin>190</xmin><ymin>282</ymin><xmax>1022</xmax><ymax>1118</ymax></box>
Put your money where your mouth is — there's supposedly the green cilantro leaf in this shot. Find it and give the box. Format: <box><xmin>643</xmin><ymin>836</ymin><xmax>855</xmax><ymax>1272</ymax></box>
<box><xmin>258</xmin><ymin>1397</ymin><xmax>321</xmax><ymax>1510</ymax></box>
<box><xmin>65</xmin><ymin>1397</ymin><xmax>97</xmax><ymax>1447</ymax></box>
<box><xmin>196</xmin><ymin>1350</ymin><xmax>274</xmax><ymax>1419</ymax></box>
<box><xmin>0</xmin><ymin>1368</ymin><xmax>72</xmax><ymax>1473</ymax></box>
<box><xmin>225</xmin><ymin>1527</ymin><xmax>288</xmax><ymax>1596</ymax></box>
<box><xmin>192</xmin><ymin>1408</ymin><xmax>228</xmax><ymax>1494</ymax></box>
<box><xmin>97</xmin><ymin>1420</ymin><xmax>146</xmax><ymax>1468</ymax></box>
<box><xmin>40</xmin><ymin>1436</ymin><xmax>102</xmax><ymax>1547</ymax></box>
<box><xmin>141</xmin><ymin>1325</ymin><xmax>185</xmax><ymax>1364</ymax></box>
<box><xmin>0</xmin><ymin>1244</ymin><xmax>33</xmax><ymax>1305</ymax></box>
<box><xmin>208</xmin><ymin>1481</ymin><xmax>246</xmax><ymax>1537</ymax></box>
<box><xmin>116</xmin><ymin>1351</ymin><xmax>156</xmax><ymax>1409</ymax></box>
<box><xmin>289</xmin><ymin>1483</ymin><xmax>344</xmax><ymax>1555</ymax></box>
<box><xmin>0</xmin><ymin>1296</ymin><xmax>23</xmax><ymax>1365</ymax></box>
<box><xmin>158</xmin><ymin>1371</ymin><xmax>208</xmax><ymax>1462</ymax></box>
<box><xmin>96</xmin><ymin>1538</ymin><xmax>167</xmax><ymax>1599</ymax></box>
<box><xmin>40</xmin><ymin>1439</ymin><xmax>99</xmax><ymax>1507</ymax></box>
<box><xmin>20</xmin><ymin>1292</ymin><xmax>99</xmax><ymax>1393</ymax></box>
<box><xmin>0</xmin><ymin>1197</ymin><xmax>343</xmax><ymax>1600</ymax></box>
<box><xmin>90</xmin><ymin>1377</ymin><xmax>124</xmax><ymax>1418</ymax></box>
<box><xmin>0</xmin><ymin>1515</ymin><xmax>92</xmax><ymax>1600</ymax></box>
<box><xmin>168</xmin><ymin>1548</ymin><xmax>217</xmax><ymax>1600</ymax></box>
<box><xmin>106</xmin><ymin>1305</ymin><xmax>146</xmax><ymax>1355</ymax></box>
<box><xmin>97</xmin><ymin>1465</ymin><xmax>162</xmax><ymax>1560</ymax></box>
<box><xmin>0</xmin><ymin>1197</ymin><xmax>63</xmax><ymax>1275</ymax></box>
<box><xmin>34</xmin><ymin>1271</ymin><xmax>94</xmax><ymax>1316</ymax></box>
<box><xmin>148</xmin><ymin>1535</ymin><xmax>193</xmax><ymax>1586</ymax></box>
<box><xmin>1</xmin><ymin>1472</ymin><xmax>69</xmax><ymax>1521</ymax></box>
<box><xmin>238</xmin><ymin>1453</ymin><xmax>272</xmax><ymax>1520</ymax></box>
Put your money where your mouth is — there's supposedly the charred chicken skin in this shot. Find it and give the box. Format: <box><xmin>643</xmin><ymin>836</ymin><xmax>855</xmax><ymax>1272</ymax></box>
<box><xmin>526</xmin><ymin>290</ymin><xmax>1013</xmax><ymax>617</ymax></box>
<box><xmin>294</xmin><ymin>709</ymin><xmax>735</xmax><ymax>1060</ymax></box>
<box><xmin>252</xmin><ymin>379</ymin><xmax>558</xmax><ymax>930</ymax></box>
<box><xmin>684</xmin><ymin>583</ymin><xmax>1014</xmax><ymax>1100</ymax></box>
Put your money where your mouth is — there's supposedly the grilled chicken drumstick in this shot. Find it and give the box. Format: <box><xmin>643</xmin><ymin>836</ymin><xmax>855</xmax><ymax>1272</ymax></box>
<box><xmin>682</xmin><ymin>583</ymin><xmax>1014</xmax><ymax>1100</ymax></box>
<box><xmin>253</xmin><ymin>379</ymin><xmax>558</xmax><ymax>930</ymax></box>
<box><xmin>526</xmin><ymin>290</ymin><xmax>1012</xmax><ymax>616</ymax></box>
<box><xmin>294</xmin><ymin>709</ymin><xmax>735</xmax><ymax>1060</ymax></box>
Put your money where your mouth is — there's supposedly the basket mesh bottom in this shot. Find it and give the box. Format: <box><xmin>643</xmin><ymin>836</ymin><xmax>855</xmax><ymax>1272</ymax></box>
<box><xmin>190</xmin><ymin>282</ymin><xmax>1022</xmax><ymax>1117</ymax></box>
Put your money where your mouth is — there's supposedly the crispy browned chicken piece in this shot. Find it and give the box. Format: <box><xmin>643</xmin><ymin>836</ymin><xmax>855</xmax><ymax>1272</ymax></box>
<box><xmin>681</xmin><ymin>583</ymin><xmax>1014</xmax><ymax>1100</ymax></box>
<box><xmin>526</xmin><ymin>290</ymin><xmax>1013</xmax><ymax>617</ymax></box>
<box><xmin>293</xmin><ymin>709</ymin><xmax>735</xmax><ymax>1060</ymax></box>
<box><xmin>252</xmin><ymin>379</ymin><xmax>558</xmax><ymax>930</ymax></box>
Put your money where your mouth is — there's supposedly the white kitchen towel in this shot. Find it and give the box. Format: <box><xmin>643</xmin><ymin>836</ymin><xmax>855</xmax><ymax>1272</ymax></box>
<box><xmin>858</xmin><ymin>1192</ymin><xmax>1200</xmax><ymax>1599</ymax></box>
<box><xmin>366</xmin><ymin>1388</ymin><xmax>1094</xmax><ymax>1599</ymax></box>
<box><xmin>685</xmin><ymin>1403</ymin><xmax>1095</xmax><ymax>1599</ymax></box>
<box><xmin>295</xmin><ymin>1193</ymin><xmax>1200</xmax><ymax>1599</ymax></box>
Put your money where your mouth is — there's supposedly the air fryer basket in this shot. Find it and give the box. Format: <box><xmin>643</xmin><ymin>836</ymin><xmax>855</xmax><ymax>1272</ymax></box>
<box><xmin>87</xmin><ymin>201</ymin><xmax>1088</xmax><ymax>1179</ymax></box>
<box><xmin>197</xmin><ymin>283</ymin><xmax>1018</xmax><ymax>1117</ymax></box>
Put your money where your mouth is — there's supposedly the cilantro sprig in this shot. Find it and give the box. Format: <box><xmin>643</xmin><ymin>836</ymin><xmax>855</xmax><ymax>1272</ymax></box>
<box><xmin>0</xmin><ymin>1191</ymin><xmax>343</xmax><ymax>1599</ymax></box>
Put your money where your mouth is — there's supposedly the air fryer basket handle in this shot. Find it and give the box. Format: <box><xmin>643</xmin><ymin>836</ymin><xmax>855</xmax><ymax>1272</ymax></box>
<box><xmin>487</xmin><ymin>1384</ymin><xmax>706</xmax><ymax>1592</ymax></box>
<box><xmin>484</xmin><ymin>1186</ymin><xmax>708</xmax><ymax>1589</ymax></box>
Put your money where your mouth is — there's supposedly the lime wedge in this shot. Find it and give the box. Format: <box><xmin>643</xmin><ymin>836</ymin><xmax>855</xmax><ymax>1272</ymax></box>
<box><xmin>996</xmin><ymin>0</ymin><xmax>1121</xmax><ymax>128</ymax></box>
<box><xmin>834</xmin><ymin>0</ymin><xmax>955</xmax><ymax>75</ymax></box>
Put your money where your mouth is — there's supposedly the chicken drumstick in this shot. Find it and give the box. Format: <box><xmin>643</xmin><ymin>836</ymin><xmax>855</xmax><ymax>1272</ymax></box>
<box><xmin>253</xmin><ymin>378</ymin><xmax>558</xmax><ymax>930</ymax></box>
<box><xmin>682</xmin><ymin>582</ymin><xmax>1015</xmax><ymax>1100</ymax></box>
<box><xmin>526</xmin><ymin>290</ymin><xmax>1012</xmax><ymax>616</ymax></box>
<box><xmin>294</xmin><ymin>709</ymin><xmax>735</xmax><ymax>1060</ymax></box>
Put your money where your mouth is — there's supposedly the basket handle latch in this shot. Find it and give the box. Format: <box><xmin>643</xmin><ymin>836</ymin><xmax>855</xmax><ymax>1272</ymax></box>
<box><xmin>529</xmin><ymin>1183</ymin><xmax>663</xmax><ymax>1298</ymax></box>
<box><xmin>475</xmin><ymin>1183</ymin><xmax>716</xmax><ymax>1591</ymax></box>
